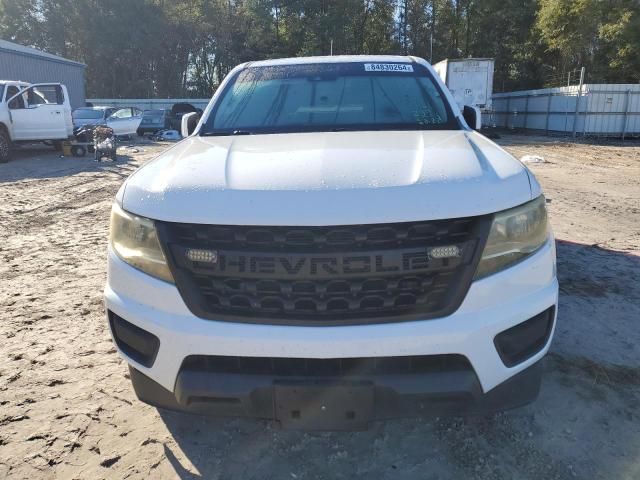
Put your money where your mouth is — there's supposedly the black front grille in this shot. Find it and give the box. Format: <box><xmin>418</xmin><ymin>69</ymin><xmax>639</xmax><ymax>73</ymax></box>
<box><xmin>165</xmin><ymin>221</ymin><xmax>476</xmax><ymax>251</ymax></box>
<box><xmin>181</xmin><ymin>354</ymin><xmax>473</xmax><ymax>377</ymax></box>
<box><xmin>156</xmin><ymin>218</ymin><xmax>491</xmax><ymax>325</ymax></box>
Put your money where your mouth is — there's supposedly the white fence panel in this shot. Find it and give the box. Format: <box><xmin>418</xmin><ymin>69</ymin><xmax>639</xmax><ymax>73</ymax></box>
<box><xmin>87</xmin><ymin>98</ymin><xmax>211</xmax><ymax>111</ymax></box>
<box><xmin>492</xmin><ymin>84</ymin><xmax>640</xmax><ymax>137</ymax></box>
<box><xmin>90</xmin><ymin>88</ymin><xmax>640</xmax><ymax>138</ymax></box>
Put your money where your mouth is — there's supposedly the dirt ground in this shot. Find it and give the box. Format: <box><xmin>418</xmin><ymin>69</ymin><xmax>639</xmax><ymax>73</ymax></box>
<box><xmin>1</xmin><ymin>133</ymin><xmax>639</xmax><ymax>480</ymax></box>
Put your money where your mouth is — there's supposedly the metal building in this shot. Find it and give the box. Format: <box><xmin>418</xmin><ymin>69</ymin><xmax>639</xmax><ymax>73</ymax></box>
<box><xmin>0</xmin><ymin>39</ymin><xmax>86</xmax><ymax>108</ymax></box>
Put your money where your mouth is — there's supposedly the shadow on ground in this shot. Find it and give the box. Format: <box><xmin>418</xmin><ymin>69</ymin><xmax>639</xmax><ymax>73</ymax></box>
<box><xmin>0</xmin><ymin>143</ymin><xmax>143</xmax><ymax>183</ymax></box>
<box><xmin>488</xmin><ymin>129</ymin><xmax>640</xmax><ymax>148</ymax></box>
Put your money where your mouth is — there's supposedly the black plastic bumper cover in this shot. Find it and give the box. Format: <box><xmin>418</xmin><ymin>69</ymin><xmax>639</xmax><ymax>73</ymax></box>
<box><xmin>109</xmin><ymin>312</ymin><xmax>160</xmax><ymax>368</ymax></box>
<box><xmin>129</xmin><ymin>359</ymin><xmax>543</xmax><ymax>430</ymax></box>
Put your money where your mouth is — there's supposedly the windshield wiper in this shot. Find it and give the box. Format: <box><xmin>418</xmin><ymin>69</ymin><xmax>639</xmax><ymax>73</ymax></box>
<box><xmin>330</xmin><ymin>126</ymin><xmax>385</xmax><ymax>132</ymax></box>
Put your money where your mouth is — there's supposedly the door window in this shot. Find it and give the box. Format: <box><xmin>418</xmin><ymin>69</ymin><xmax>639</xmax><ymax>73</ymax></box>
<box><xmin>112</xmin><ymin>108</ymin><xmax>133</xmax><ymax>119</ymax></box>
<box><xmin>28</xmin><ymin>85</ymin><xmax>64</xmax><ymax>106</ymax></box>
<box><xmin>7</xmin><ymin>86</ymin><xmax>25</xmax><ymax>109</ymax></box>
<box><xmin>28</xmin><ymin>90</ymin><xmax>48</xmax><ymax>106</ymax></box>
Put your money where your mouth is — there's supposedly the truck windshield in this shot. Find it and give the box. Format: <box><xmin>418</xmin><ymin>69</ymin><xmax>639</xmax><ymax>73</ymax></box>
<box><xmin>202</xmin><ymin>62</ymin><xmax>458</xmax><ymax>135</ymax></box>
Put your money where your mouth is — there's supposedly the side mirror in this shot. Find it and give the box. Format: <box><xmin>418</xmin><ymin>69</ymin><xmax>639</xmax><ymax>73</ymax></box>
<box><xmin>181</xmin><ymin>112</ymin><xmax>199</xmax><ymax>137</ymax></box>
<box><xmin>463</xmin><ymin>105</ymin><xmax>481</xmax><ymax>130</ymax></box>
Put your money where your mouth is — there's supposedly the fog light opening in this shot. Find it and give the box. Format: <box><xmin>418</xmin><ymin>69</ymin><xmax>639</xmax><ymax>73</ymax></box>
<box><xmin>494</xmin><ymin>307</ymin><xmax>555</xmax><ymax>367</ymax></box>
<box><xmin>108</xmin><ymin>311</ymin><xmax>160</xmax><ymax>368</ymax></box>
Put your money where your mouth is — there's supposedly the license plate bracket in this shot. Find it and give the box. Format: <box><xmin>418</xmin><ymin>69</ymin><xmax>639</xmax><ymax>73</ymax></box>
<box><xmin>274</xmin><ymin>382</ymin><xmax>374</xmax><ymax>431</ymax></box>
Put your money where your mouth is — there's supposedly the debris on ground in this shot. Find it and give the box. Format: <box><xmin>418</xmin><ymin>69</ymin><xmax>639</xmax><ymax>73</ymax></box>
<box><xmin>520</xmin><ymin>154</ymin><xmax>547</xmax><ymax>164</ymax></box>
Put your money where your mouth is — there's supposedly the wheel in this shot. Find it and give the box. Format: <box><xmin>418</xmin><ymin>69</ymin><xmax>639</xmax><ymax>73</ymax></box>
<box><xmin>71</xmin><ymin>145</ymin><xmax>87</xmax><ymax>157</ymax></box>
<box><xmin>0</xmin><ymin>129</ymin><xmax>11</xmax><ymax>163</ymax></box>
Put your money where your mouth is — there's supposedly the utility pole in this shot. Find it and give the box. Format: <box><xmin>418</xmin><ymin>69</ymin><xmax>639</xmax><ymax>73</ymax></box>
<box><xmin>330</xmin><ymin>39</ymin><xmax>333</xmax><ymax>56</ymax></box>
<box><xmin>430</xmin><ymin>0</ymin><xmax>436</xmax><ymax>62</ymax></box>
<box><xmin>403</xmin><ymin>0</ymin><xmax>408</xmax><ymax>54</ymax></box>
<box><xmin>572</xmin><ymin>67</ymin><xmax>585</xmax><ymax>138</ymax></box>
<box><xmin>274</xmin><ymin>4</ymin><xmax>280</xmax><ymax>46</ymax></box>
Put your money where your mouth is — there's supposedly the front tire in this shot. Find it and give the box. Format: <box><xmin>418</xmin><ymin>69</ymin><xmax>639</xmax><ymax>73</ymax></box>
<box><xmin>71</xmin><ymin>145</ymin><xmax>87</xmax><ymax>157</ymax></box>
<box><xmin>0</xmin><ymin>130</ymin><xmax>11</xmax><ymax>163</ymax></box>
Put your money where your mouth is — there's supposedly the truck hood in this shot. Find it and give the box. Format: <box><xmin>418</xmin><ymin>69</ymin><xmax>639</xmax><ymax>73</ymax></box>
<box><xmin>121</xmin><ymin>130</ymin><xmax>533</xmax><ymax>225</ymax></box>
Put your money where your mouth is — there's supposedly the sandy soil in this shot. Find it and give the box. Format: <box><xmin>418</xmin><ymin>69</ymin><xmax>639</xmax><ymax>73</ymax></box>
<box><xmin>0</xmin><ymin>134</ymin><xmax>639</xmax><ymax>480</ymax></box>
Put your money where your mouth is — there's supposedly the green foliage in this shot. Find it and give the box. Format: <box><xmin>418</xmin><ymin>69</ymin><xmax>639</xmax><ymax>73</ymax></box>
<box><xmin>537</xmin><ymin>0</ymin><xmax>640</xmax><ymax>83</ymax></box>
<box><xmin>0</xmin><ymin>0</ymin><xmax>638</xmax><ymax>97</ymax></box>
<box><xmin>599</xmin><ymin>7</ymin><xmax>640</xmax><ymax>81</ymax></box>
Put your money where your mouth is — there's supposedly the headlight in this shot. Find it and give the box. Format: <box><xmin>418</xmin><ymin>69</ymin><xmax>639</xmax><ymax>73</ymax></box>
<box><xmin>475</xmin><ymin>196</ymin><xmax>549</xmax><ymax>279</ymax></box>
<box><xmin>110</xmin><ymin>203</ymin><xmax>174</xmax><ymax>283</ymax></box>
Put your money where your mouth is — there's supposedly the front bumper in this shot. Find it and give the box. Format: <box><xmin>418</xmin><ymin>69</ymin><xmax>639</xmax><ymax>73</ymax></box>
<box><xmin>104</xmin><ymin>239</ymin><xmax>558</xmax><ymax>424</ymax></box>
<box><xmin>129</xmin><ymin>358</ymin><xmax>543</xmax><ymax>430</ymax></box>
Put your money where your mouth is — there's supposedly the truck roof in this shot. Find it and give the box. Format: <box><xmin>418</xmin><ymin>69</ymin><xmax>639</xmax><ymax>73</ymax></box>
<box><xmin>248</xmin><ymin>55</ymin><xmax>418</xmax><ymax>68</ymax></box>
<box><xmin>74</xmin><ymin>106</ymin><xmax>114</xmax><ymax>110</ymax></box>
<box><xmin>0</xmin><ymin>80</ymin><xmax>30</xmax><ymax>86</ymax></box>
<box><xmin>0</xmin><ymin>81</ymin><xmax>64</xmax><ymax>88</ymax></box>
<box><xmin>435</xmin><ymin>58</ymin><xmax>494</xmax><ymax>63</ymax></box>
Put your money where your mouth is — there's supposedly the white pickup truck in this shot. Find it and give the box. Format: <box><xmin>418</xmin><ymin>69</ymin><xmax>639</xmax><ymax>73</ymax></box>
<box><xmin>0</xmin><ymin>81</ymin><xmax>74</xmax><ymax>163</ymax></box>
<box><xmin>105</xmin><ymin>56</ymin><xmax>558</xmax><ymax>430</ymax></box>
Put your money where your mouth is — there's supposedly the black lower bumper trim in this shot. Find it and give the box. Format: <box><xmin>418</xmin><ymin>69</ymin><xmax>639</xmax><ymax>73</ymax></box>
<box><xmin>109</xmin><ymin>312</ymin><xmax>159</xmax><ymax>368</ymax></box>
<box><xmin>494</xmin><ymin>307</ymin><xmax>555</xmax><ymax>367</ymax></box>
<box><xmin>129</xmin><ymin>359</ymin><xmax>543</xmax><ymax>430</ymax></box>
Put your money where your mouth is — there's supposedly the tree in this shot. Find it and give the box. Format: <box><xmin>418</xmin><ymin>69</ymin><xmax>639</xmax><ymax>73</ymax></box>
<box><xmin>537</xmin><ymin>0</ymin><xmax>640</xmax><ymax>84</ymax></box>
<box><xmin>1</xmin><ymin>0</ymin><xmax>637</xmax><ymax>97</ymax></box>
<box><xmin>596</xmin><ymin>1</ymin><xmax>640</xmax><ymax>82</ymax></box>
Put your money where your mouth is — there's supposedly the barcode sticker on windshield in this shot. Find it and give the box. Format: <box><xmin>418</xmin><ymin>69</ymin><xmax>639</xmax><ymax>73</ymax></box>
<box><xmin>364</xmin><ymin>63</ymin><xmax>414</xmax><ymax>73</ymax></box>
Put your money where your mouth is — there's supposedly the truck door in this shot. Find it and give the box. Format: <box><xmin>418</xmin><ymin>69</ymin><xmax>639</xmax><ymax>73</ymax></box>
<box><xmin>106</xmin><ymin>108</ymin><xmax>143</xmax><ymax>136</ymax></box>
<box><xmin>7</xmin><ymin>84</ymin><xmax>69</xmax><ymax>140</ymax></box>
<box><xmin>447</xmin><ymin>61</ymin><xmax>490</xmax><ymax>109</ymax></box>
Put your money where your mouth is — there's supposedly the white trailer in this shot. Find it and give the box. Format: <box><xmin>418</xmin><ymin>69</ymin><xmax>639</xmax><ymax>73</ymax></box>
<box><xmin>433</xmin><ymin>58</ymin><xmax>495</xmax><ymax>110</ymax></box>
